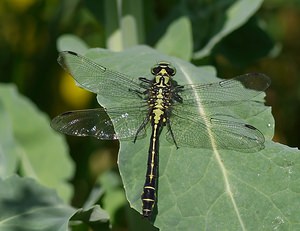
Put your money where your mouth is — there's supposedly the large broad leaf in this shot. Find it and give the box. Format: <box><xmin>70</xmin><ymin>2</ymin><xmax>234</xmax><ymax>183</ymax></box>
<box><xmin>58</xmin><ymin>45</ymin><xmax>300</xmax><ymax>230</ymax></box>
<box><xmin>0</xmin><ymin>175</ymin><xmax>75</xmax><ymax>231</ymax></box>
<box><xmin>0</xmin><ymin>175</ymin><xmax>110</xmax><ymax>231</ymax></box>
<box><xmin>155</xmin><ymin>16</ymin><xmax>193</xmax><ymax>61</ymax></box>
<box><xmin>0</xmin><ymin>84</ymin><xmax>74</xmax><ymax>201</ymax></box>
<box><xmin>57</xmin><ymin>34</ymin><xmax>90</xmax><ymax>54</ymax></box>
<box><xmin>0</xmin><ymin>101</ymin><xmax>18</xmax><ymax>176</ymax></box>
<box><xmin>193</xmin><ymin>0</ymin><xmax>264</xmax><ymax>59</ymax></box>
<box><xmin>213</xmin><ymin>16</ymin><xmax>276</xmax><ymax>68</ymax></box>
<box><xmin>151</xmin><ymin>0</ymin><xmax>265</xmax><ymax>60</ymax></box>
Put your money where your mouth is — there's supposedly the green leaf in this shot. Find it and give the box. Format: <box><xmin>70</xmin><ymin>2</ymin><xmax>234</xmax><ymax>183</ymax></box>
<box><xmin>0</xmin><ymin>175</ymin><xmax>76</xmax><ymax>231</ymax></box>
<box><xmin>193</xmin><ymin>0</ymin><xmax>264</xmax><ymax>59</ymax></box>
<box><xmin>99</xmin><ymin>171</ymin><xmax>127</xmax><ymax>224</ymax></box>
<box><xmin>214</xmin><ymin>17</ymin><xmax>276</xmax><ymax>67</ymax></box>
<box><xmin>0</xmin><ymin>84</ymin><xmax>74</xmax><ymax>202</ymax></box>
<box><xmin>99</xmin><ymin>0</ymin><xmax>145</xmax><ymax>51</ymax></box>
<box><xmin>0</xmin><ymin>175</ymin><xmax>111</xmax><ymax>231</ymax></box>
<box><xmin>71</xmin><ymin>205</ymin><xmax>110</xmax><ymax>230</ymax></box>
<box><xmin>155</xmin><ymin>16</ymin><xmax>193</xmax><ymax>61</ymax></box>
<box><xmin>57</xmin><ymin>34</ymin><xmax>90</xmax><ymax>53</ymax></box>
<box><xmin>60</xmin><ymin>46</ymin><xmax>300</xmax><ymax>230</ymax></box>
<box><xmin>120</xmin><ymin>0</ymin><xmax>145</xmax><ymax>48</ymax></box>
<box><xmin>0</xmin><ymin>102</ymin><xmax>18</xmax><ymax>176</ymax></box>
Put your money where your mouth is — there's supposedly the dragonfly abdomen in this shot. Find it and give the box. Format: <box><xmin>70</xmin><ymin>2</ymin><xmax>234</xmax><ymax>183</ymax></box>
<box><xmin>141</xmin><ymin>123</ymin><xmax>161</xmax><ymax>218</ymax></box>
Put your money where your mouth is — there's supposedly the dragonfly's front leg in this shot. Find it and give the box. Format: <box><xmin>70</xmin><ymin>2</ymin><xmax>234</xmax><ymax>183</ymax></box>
<box><xmin>128</xmin><ymin>77</ymin><xmax>152</xmax><ymax>99</ymax></box>
<box><xmin>139</xmin><ymin>77</ymin><xmax>152</xmax><ymax>84</ymax></box>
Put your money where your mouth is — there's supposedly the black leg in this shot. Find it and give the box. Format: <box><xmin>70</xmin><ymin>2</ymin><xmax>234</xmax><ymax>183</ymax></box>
<box><xmin>134</xmin><ymin>116</ymin><xmax>149</xmax><ymax>143</ymax></box>
<box><xmin>167</xmin><ymin>121</ymin><xmax>179</xmax><ymax>149</ymax></box>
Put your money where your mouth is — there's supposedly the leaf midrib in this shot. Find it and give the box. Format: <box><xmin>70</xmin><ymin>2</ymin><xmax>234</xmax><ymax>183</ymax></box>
<box><xmin>179</xmin><ymin>64</ymin><xmax>247</xmax><ymax>230</ymax></box>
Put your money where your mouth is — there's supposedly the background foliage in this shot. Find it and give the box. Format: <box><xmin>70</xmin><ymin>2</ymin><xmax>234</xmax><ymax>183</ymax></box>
<box><xmin>0</xmin><ymin>0</ymin><xmax>300</xmax><ymax>230</ymax></box>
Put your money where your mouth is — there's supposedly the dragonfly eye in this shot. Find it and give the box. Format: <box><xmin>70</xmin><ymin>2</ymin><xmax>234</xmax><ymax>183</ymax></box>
<box><xmin>151</xmin><ymin>65</ymin><xmax>161</xmax><ymax>75</ymax></box>
<box><xmin>166</xmin><ymin>66</ymin><xmax>176</xmax><ymax>76</ymax></box>
<box><xmin>152</xmin><ymin>62</ymin><xmax>176</xmax><ymax>76</ymax></box>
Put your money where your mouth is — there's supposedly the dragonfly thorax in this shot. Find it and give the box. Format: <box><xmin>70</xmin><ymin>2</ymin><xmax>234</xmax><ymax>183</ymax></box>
<box><xmin>149</xmin><ymin>77</ymin><xmax>174</xmax><ymax>126</ymax></box>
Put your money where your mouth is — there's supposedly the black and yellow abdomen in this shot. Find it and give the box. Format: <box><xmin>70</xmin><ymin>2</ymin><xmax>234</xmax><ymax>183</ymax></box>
<box><xmin>141</xmin><ymin>123</ymin><xmax>162</xmax><ymax>217</ymax></box>
<box><xmin>140</xmin><ymin>62</ymin><xmax>177</xmax><ymax>218</ymax></box>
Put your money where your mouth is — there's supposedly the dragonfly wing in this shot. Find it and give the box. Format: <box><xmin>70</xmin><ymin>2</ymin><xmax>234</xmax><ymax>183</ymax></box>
<box><xmin>51</xmin><ymin>106</ymin><xmax>148</xmax><ymax>140</ymax></box>
<box><xmin>167</xmin><ymin>108</ymin><xmax>265</xmax><ymax>152</ymax></box>
<box><xmin>180</xmin><ymin>73</ymin><xmax>271</xmax><ymax>107</ymax></box>
<box><xmin>58</xmin><ymin>51</ymin><xmax>143</xmax><ymax>99</ymax></box>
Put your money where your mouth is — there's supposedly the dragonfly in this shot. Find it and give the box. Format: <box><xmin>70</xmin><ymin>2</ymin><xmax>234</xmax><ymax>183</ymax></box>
<box><xmin>51</xmin><ymin>51</ymin><xmax>271</xmax><ymax>219</ymax></box>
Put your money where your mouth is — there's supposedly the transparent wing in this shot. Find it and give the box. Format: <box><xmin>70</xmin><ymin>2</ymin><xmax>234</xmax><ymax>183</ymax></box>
<box><xmin>179</xmin><ymin>73</ymin><xmax>271</xmax><ymax>107</ymax></box>
<box><xmin>51</xmin><ymin>106</ymin><xmax>148</xmax><ymax>140</ymax></box>
<box><xmin>167</xmin><ymin>109</ymin><xmax>265</xmax><ymax>153</ymax></box>
<box><xmin>58</xmin><ymin>51</ymin><xmax>143</xmax><ymax>99</ymax></box>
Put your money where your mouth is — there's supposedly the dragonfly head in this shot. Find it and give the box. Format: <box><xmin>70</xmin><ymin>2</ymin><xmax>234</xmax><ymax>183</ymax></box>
<box><xmin>151</xmin><ymin>61</ymin><xmax>176</xmax><ymax>77</ymax></box>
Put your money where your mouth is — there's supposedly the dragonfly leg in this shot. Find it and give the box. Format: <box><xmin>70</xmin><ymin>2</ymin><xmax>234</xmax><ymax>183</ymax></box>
<box><xmin>139</xmin><ymin>77</ymin><xmax>152</xmax><ymax>83</ymax></box>
<box><xmin>167</xmin><ymin>120</ymin><xmax>179</xmax><ymax>149</ymax></box>
<box><xmin>172</xmin><ymin>92</ymin><xmax>183</xmax><ymax>103</ymax></box>
<box><xmin>129</xmin><ymin>88</ymin><xmax>145</xmax><ymax>99</ymax></box>
<box><xmin>134</xmin><ymin>116</ymin><xmax>149</xmax><ymax>143</ymax></box>
<box><xmin>139</xmin><ymin>77</ymin><xmax>153</xmax><ymax>92</ymax></box>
